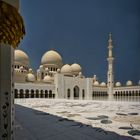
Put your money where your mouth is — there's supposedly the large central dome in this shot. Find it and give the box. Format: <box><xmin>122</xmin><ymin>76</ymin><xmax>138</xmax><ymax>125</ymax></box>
<box><xmin>41</xmin><ymin>50</ymin><xmax>63</xmax><ymax>67</ymax></box>
<box><xmin>14</xmin><ymin>50</ymin><xmax>29</xmax><ymax>66</ymax></box>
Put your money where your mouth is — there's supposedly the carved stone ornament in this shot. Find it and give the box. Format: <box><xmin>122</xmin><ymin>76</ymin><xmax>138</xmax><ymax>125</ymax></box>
<box><xmin>0</xmin><ymin>1</ymin><xmax>25</xmax><ymax>48</ymax></box>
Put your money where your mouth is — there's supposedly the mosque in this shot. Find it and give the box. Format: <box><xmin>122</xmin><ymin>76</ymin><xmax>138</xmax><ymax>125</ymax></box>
<box><xmin>14</xmin><ymin>33</ymin><xmax>140</xmax><ymax>100</ymax></box>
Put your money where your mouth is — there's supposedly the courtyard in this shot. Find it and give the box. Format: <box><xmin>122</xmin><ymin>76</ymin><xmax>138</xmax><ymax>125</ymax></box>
<box><xmin>15</xmin><ymin>99</ymin><xmax>140</xmax><ymax>140</ymax></box>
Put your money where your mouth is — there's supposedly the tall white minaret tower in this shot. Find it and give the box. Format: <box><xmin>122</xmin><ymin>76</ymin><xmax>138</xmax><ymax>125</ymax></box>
<box><xmin>107</xmin><ymin>33</ymin><xmax>114</xmax><ymax>97</ymax></box>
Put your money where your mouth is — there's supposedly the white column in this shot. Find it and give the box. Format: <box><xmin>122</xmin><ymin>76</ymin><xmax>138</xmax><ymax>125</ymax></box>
<box><xmin>70</xmin><ymin>90</ymin><xmax>74</xmax><ymax>100</ymax></box>
<box><xmin>42</xmin><ymin>91</ymin><xmax>45</xmax><ymax>98</ymax></box>
<box><xmin>38</xmin><ymin>91</ymin><xmax>41</xmax><ymax>98</ymax></box>
<box><xmin>29</xmin><ymin>91</ymin><xmax>31</xmax><ymax>98</ymax></box>
<box><xmin>0</xmin><ymin>44</ymin><xmax>14</xmax><ymax>140</ymax></box>
<box><xmin>86</xmin><ymin>78</ymin><xmax>93</xmax><ymax>100</ymax></box>
<box><xmin>79</xmin><ymin>89</ymin><xmax>82</xmax><ymax>100</ymax></box>
<box><xmin>17</xmin><ymin>92</ymin><xmax>20</xmax><ymax>98</ymax></box>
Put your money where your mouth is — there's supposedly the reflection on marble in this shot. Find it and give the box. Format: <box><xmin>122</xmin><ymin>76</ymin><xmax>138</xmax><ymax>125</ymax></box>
<box><xmin>16</xmin><ymin>99</ymin><xmax>140</xmax><ymax>139</ymax></box>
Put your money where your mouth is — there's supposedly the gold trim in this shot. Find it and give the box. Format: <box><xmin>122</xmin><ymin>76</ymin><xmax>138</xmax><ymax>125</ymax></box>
<box><xmin>0</xmin><ymin>1</ymin><xmax>25</xmax><ymax>48</ymax></box>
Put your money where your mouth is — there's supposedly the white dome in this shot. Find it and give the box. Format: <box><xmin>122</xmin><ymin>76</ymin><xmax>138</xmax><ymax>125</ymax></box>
<box><xmin>79</xmin><ymin>72</ymin><xmax>82</xmax><ymax>76</ymax></box>
<box><xmin>115</xmin><ymin>82</ymin><xmax>121</xmax><ymax>87</ymax></box>
<box><xmin>93</xmin><ymin>81</ymin><xmax>99</xmax><ymax>86</ymax></box>
<box><xmin>57</xmin><ymin>69</ymin><xmax>60</xmax><ymax>73</ymax></box>
<box><xmin>37</xmin><ymin>69</ymin><xmax>40</xmax><ymax>73</ymax></box>
<box><xmin>15</xmin><ymin>50</ymin><xmax>29</xmax><ymax>66</ymax></box>
<box><xmin>126</xmin><ymin>80</ymin><xmax>133</xmax><ymax>86</ymax></box>
<box><xmin>29</xmin><ymin>68</ymin><xmax>33</xmax><ymax>73</ymax></box>
<box><xmin>41</xmin><ymin>50</ymin><xmax>62</xmax><ymax>67</ymax></box>
<box><xmin>40</xmin><ymin>65</ymin><xmax>43</xmax><ymax>69</ymax></box>
<box><xmin>61</xmin><ymin>64</ymin><xmax>73</xmax><ymax>76</ymax></box>
<box><xmin>26</xmin><ymin>73</ymin><xmax>35</xmax><ymax>82</ymax></box>
<box><xmin>100</xmin><ymin>82</ymin><xmax>106</xmax><ymax>87</ymax></box>
<box><xmin>43</xmin><ymin>75</ymin><xmax>53</xmax><ymax>83</ymax></box>
<box><xmin>19</xmin><ymin>66</ymin><xmax>24</xmax><ymax>71</ymax></box>
<box><xmin>45</xmin><ymin>68</ymin><xmax>49</xmax><ymax>72</ymax></box>
<box><xmin>71</xmin><ymin>63</ymin><xmax>82</xmax><ymax>75</ymax></box>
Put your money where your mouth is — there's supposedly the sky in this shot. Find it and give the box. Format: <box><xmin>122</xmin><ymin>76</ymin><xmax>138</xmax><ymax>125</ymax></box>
<box><xmin>19</xmin><ymin>0</ymin><xmax>140</xmax><ymax>84</ymax></box>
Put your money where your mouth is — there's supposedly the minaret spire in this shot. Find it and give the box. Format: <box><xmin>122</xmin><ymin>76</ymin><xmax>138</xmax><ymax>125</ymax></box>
<box><xmin>107</xmin><ymin>32</ymin><xmax>114</xmax><ymax>98</ymax></box>
<box><xmin>109</xmin><ymin>32</ymin><xmax>112</xmax><ymax>45</ymax></box>
<box><xmin>108</xmin><ymin>32</ymin><xmax>113</xmax><ymax>57</ymax></box>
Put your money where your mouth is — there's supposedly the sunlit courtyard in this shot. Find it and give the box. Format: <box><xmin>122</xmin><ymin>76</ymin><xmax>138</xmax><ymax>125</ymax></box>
<box><xmin>15</xmin><ymin>99</ymin><xmax>140</xmax><ymax>140</ymax></box>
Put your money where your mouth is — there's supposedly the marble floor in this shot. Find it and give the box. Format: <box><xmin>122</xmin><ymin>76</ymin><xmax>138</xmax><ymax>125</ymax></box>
<box><xmin>15</xmin><ymin>99</ymin><xmax>140</xmax><ymax>140</ymax></box>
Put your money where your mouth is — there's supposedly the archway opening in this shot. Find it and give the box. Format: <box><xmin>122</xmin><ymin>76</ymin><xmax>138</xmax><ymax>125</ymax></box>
<box><xmin>52</xmin><ymin>94</ymin><xmax>55</xmax><ymax>98</ymax></box>
<box><xmin>19</xmin><ymin>89</ymin><xmax>24</xmax><ymax>98</ymax></box>
<box><xmin>67</xmin><ymin>89</ymin><xmax>70</xmax><ymax>99</ymax></box>
<box><xmin>73</xmin><ymin>86</ymin><xmax>79</xmax><ymax>99</ymax></box>
<box><xmin>31</xmin><ymin>89</ymin><xmax>34</xmax><ymax>98</ymax></box>
<box><xmin>49</xmin><ymin>90</ymin><xmax>52</xmax><ymax>98</ymax></box>
<box><xmin>14</xmin><ymin>89</ymin><xmax>18</xmax><ymax>98</ymax></box>
<box><xmin>82</xmin><ymin>89</ymin><xmax>85</xmax><ymax>99</ymax></box>
<box><xmin>36</xmin><ymin>90</ymin><xmax>39</xmax><ymax>98</ymax></box>
<box><xmin>45</xmin><ymin>90</ymin><xmax>48</xmax><ymax>98</ymax></box>
<box><xmin>40</xmin><ymin>90</ymin><xmax>44</xmax><ymax>98</ymax></box>
<box><xmin>25</xmin><ymin>89</ymin><xmax>29</xmax><ymax>98</ymax></box>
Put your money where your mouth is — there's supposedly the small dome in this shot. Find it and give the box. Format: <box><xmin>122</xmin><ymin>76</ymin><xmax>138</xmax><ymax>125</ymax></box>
<box><xmin>61</xmin><ymin>64</ymin><xmax>73</xmax><ymax>76</ymax></box>
<box><xmin>138</xmin><ymin>80</ymin><xmax>140</xmax><ymax>86</ymax></box>
<box><xmin>138</xmin><ymin>80</ymin><xmax>140</xmax><ymax>85</ymax></box>
<box><xmin>126</xmin><ymin>80</ymin><xmax>133</xmax><ymax>86</ymax></box>
<box><xmin>41</xmin><ymin>50</ymin><xmax>62</xmax><ymax>67</ymax></box>
<box><xmin>26</xmin><ymin>73</ymin><xmax>35</xmax><ymax>82</ymax></box>
<box><xmin>43</xmin><ymin>75</ymin><xmax>53</xmax><ymax>83</ymax></box>
<box><xmin>39</xmin><ymin>65</ymin><xmax>44</xmax><ymax>70</ymax></box>
<box><xmin>19</xmin><ymin>66</ymin><xmax>24</xmax><ymax>71</ymax></box>
<box><xmin>45</xmin><ymin>68</ymin><xmax>49</xmax><ymax>71</ymax></box>
<box><xmin>15</xmin><ymin>50</ymin><xmax>29</xmax><ymax>66</ymax></box>
<box><xmin>57</xmin><ymin>69</ymin><xmax>60</xmax><ymax>73</ymax></box>
<box><xmin>100</xmin><ymin>82</ymin><xmax>106</xmax><ymax>87</ymax></box>
<box><xmin>79</xmin><ymin>72</ymin><xmax>82</xmax><ymax>76</ymax></box>
<box><xmin>71</xmin><ymin>63</ymin><xmax>82</xmax><ymax>75</ymax></box>
<box><xmin>37</xmin><ymin>69</ymin><xmax>40</xmax><ymax>73</ymax></box>
<box><xmin>29</xmin><ymin>68</ymin><xmax>33</xmax><ymax>73</ymax></box>
<box><xmin>93</xmin><ymin>81</ymin><xmax>99</xmax><ymax>86</ymax></box>
<box><xmin>115</xmin><ymin>82</ymin><xmax>121</xmax><ymax>87</ymax></box>
<box><xmin>93</xmin><ymin>75</ymin><xmax>97</xmax><ymax>82</ymax></box>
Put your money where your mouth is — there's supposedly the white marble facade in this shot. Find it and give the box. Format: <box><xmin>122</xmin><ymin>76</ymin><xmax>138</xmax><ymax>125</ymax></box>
<box><xmin>14</xmin><ymin>48</ymin><xmax>140</xmax><ymax>100</ymax></box>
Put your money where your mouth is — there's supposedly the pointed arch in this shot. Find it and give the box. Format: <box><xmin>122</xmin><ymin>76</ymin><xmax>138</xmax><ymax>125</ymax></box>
<box><xmin>25</xmin><ymin>89</ymin><xmax>29</xmax><ymax>98</ymax></box>
<box><xmin>73</xmin><ymin>86</ymin><xmax>79</xmax><ymax>99</ymax></box>
<box><xmin>19</xmin><ymin>89</ymin><xmax>24</xmax><ymax>98</ymax></box>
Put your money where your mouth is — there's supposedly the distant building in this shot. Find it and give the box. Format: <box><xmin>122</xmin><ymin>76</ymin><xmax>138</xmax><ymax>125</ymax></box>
<box><xmin>14</xmin><ymin>34</ymin><xmax>140</xmax><ymax>100</ymax></box>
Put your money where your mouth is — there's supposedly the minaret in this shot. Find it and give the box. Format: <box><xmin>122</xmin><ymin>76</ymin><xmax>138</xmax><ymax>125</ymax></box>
<box><xmin>107</xmin><ymin>33</ymin><xmax>114</xmax><ymax>97</ymax></box>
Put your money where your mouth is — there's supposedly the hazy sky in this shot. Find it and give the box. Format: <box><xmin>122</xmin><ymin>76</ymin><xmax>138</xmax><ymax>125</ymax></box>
<box><xmin>20</xmin><ymin>0</ymin><xmax>140</xmax><ymax>84</ymax></box>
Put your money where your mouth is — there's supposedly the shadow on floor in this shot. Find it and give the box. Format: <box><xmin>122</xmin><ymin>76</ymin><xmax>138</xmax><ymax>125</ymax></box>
<box><xmin>15</xmin><ymin>104</ymin><xmax>137</xmax><ymax>140</ymax></box>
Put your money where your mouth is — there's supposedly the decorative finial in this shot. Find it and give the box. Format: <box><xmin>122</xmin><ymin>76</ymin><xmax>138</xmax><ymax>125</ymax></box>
<box><xmin>109</xmin><ymin>32</ymin><xmax>112</xmax><ymax>40</ymax></box>
<box><xmin>108</xmin><ymin>32</ymin><xmax>113</xmax><ymax>47</ymax></box>
<box><xmin>109</xmin><ymin>32</ymin><xmax>112</xmax><ymax>38</ymax></box>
